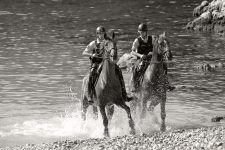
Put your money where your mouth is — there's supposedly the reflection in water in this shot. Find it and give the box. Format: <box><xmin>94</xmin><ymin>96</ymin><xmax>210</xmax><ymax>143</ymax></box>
<box><xmin>0</xmin><ymin>0</ymin><xmax>225</xmax><ymax>146</ymax></box>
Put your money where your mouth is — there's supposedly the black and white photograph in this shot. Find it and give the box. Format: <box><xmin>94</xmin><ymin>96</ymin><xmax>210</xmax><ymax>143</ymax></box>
<box><xmin>0</xmin><ymin>0</ymin><xmax>225</xmax><ymax>149</ymax></box>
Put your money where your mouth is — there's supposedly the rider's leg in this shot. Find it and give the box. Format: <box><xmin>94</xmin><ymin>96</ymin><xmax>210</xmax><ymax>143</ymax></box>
<box><xmin>131</xmin><ymin>61</ymin><xmax>148</xmax><ymax>93</ymax></box>
<box><xmin>115</xmin><ymin>64</ymin><xmax>133</xmax><ymax>102</ymax></box>
<box><xmin>87</xmin><ymin>63</ymin><xmax>99</xmax><ymax>104</ymax></box>
<box><xmin>130</xmin><ymin>67</ymin><xmax>139</xmax><ymax>93</ymax></box>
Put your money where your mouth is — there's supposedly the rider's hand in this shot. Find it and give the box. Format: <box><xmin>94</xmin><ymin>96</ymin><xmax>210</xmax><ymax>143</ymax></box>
<box><xmin>90</xmin><ymin>53</ymin><xmax>103</xmax><ymax>63</ymax></box>
<box><xmin>141</xmin><ymin>55</ymin><xmax>148</xmax><ymax>60</ymax></box>
<box><xmin>141</xmin><ymin>55</ymin><xmax>151</xmax><ymax>61</ymax></box>
<box><xmin>91</xmin><ymin>53</ymin><xmax>99</xmax><ymax>58</ymax></box>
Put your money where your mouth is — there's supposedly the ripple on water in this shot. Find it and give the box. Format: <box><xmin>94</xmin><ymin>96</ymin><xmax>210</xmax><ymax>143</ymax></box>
<box><xmin>0</xmin><ymin>11</ymin><xmax>13</xmax><ymax>15</ymax></box>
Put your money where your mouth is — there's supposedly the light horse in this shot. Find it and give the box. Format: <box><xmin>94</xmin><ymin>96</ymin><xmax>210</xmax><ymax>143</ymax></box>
<box><xmin>81</xmin><ymin>40</ymin><xmax>135</xmax><ymax>137</ymax></box>
<box><xmin>129</xmin><ymin>32</ymin><xmax>172</xmax><ymax>132</ymax></box>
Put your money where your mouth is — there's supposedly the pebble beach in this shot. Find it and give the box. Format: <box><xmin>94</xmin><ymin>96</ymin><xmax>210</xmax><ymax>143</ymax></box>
<box><xmin>1</xmin><ymin>125</ymin><xmax>224</xmax><ymax>150</ymax></box>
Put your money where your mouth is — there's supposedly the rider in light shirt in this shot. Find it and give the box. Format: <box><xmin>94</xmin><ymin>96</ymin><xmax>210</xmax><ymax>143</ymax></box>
<box><xmin>83</xmin><ymin>26</ymin><xmax>133</xmax><ymax>103</ymax></box>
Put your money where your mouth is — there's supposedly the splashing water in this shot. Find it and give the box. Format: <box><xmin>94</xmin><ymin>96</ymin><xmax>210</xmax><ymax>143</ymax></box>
<box><xmin>0</xmin><ymin>100</ymin><xmax>164</xmax><ymax>146</ymax></box>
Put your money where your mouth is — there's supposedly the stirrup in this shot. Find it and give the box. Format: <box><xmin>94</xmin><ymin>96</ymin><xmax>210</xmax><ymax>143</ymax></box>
<box><xmin>167</xmin><ymin>85</ymin><xmax>175</xmax><ymax>91</ymax></box>
<box><xmin>125</xmin><ymin>95</ymin><xmax>134</xmax><ymax>102</ymax></box>
<box><xmin>88</xmin><ymin>99</ymin><xmax>94</xmax><ymax>104</ymax></box>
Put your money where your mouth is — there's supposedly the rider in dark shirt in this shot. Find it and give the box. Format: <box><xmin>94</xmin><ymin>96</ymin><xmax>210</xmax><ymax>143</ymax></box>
<box><xmin>130</xmin><ymin>23</ymin><xmax>174</xmax><ymax>92</ymax></box>
<box><xmin>130</xmin><ymin>23</ymin><xmax>153</xmax><ymax>92</ymax></box>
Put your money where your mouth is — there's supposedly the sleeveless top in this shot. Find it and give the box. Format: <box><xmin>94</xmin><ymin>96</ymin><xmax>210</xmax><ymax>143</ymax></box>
<box><xmin>93</xmin><ymin>40</ymin><xmax>104</xmax><ymax>57</ymax></box>
<box><xmin>137</xmin><ymin>35</ymin><xmax>153</xmax><ymax>55</ymax></box>
<box><xmin>92</xmin><ymin>39</ymin><xmax>115</xmax><ymax>62</ymax></box>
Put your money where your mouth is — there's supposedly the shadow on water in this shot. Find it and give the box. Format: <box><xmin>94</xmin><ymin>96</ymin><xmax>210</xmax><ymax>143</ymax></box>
<box><xmin>0</xmin><ymin>0</ymin><xmax>225</xmax><ymax>146</ymax></box>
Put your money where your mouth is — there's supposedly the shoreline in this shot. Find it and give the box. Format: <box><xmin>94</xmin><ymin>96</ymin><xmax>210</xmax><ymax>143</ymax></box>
<box><xmin>1</xmin><ymin>125</ymin><xmax>224</xmax><ymax>150</ymax></box>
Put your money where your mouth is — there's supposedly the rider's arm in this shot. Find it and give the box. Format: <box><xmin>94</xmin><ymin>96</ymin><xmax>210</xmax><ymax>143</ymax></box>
<box><xmin>82</xmin><ymin>41</ymin><xmax>95</xmax><ymax>57</ymax></box>
<box><xmin>131</xmin><ymin>38</ymin><xmax>144</xmax><ymax>58</ymax></box>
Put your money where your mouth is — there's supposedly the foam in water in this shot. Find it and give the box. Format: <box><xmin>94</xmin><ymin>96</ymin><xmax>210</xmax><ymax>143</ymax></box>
<box><xmin>0</xmin><ymin>103</ymin><xmax>163</xmax><ymax>146</ymax></box>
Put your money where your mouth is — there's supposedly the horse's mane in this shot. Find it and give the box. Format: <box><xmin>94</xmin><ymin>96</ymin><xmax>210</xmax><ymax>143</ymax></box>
<box><xmin>143</xmin><ymin>32</ymin><xmax>171</xmax><ymax>84</ymax></box>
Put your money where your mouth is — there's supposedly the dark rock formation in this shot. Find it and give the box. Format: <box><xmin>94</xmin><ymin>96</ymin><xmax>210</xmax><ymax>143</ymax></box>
<box><xmin>211</xmin><ymin>116</ymin><xmax>225</xmax><ymax>122</ymax></box>
<box><xmin>194</xmin><ymin>62</ymin><xmax>224</xmax><ymax>72</ymax></box>
<box><xmin>186</xmin><ymin>0</ymin><xmax>225</xmax><ymax>35</ymax></box>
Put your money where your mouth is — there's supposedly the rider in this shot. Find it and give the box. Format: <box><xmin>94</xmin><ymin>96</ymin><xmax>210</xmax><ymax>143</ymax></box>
<box><xmin>82</xmin><ymin>26</ymin><xmax>133</xmax><ymax>104</ymax></box>
<box><xmin>130</xmin><ymin>23</ymin><xmax>174</xmax><ymax>92</ymax></box>
<box><xmin>130</xmin><ymin>23</ymin><xmax>153</xmax><ymax>92</ymax></box>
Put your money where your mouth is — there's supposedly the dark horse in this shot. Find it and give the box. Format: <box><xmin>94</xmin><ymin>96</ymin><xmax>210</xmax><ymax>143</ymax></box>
<box><xmin>129</xmin><ymin>32</ymin><xmax>172</xmax><ymax>132</ymax></box>
<box><xmin>81</xmin><ymin>57</ymin><xmax>135</xmax><ymax>137</ymax></box>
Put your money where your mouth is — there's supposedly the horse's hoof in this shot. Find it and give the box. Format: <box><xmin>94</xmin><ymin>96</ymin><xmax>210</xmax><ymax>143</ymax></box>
<box><xmin>104</xmin><ymin>131</ymin><xmax>110</xmax><ymax>138</ymax></box>
<box><xmin>160</xmin><ymin>125</ymin><xmax>166</xmax><ymax>132</ymax></box>
<box><xmin>104</xmin><ymin>133</ymin><xmax>110</xmax><ymax>138</ymax></box>
<box><xmin>130</xmin><ymin>129</ymin><xmax>136</xmax><ymax>135</ymax></box>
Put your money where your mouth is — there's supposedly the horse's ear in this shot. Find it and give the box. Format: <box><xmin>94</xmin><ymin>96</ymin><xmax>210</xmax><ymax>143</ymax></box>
<box><xmin>107</xmin><ymin>29</ymin><xmax>115</xmax><ymax>40</ymax></box>
<box><xmin>158</xmin><ymin>32</ymin><xmax>167</xmax><ymax>43</ymax></box>
<box><xmin>152</xmin><ymin>35</ymin><xmax>158</xmax><ymax>44</ymax></box>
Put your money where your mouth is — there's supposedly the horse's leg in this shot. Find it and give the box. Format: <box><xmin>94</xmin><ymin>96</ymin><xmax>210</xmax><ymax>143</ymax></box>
<box><xmin>160</xmin><ymin>96</ymin><xmax>166</xmax><ymax>132</ymax></box>
<box><xmin>81</xmin><ymin>95</ymin><xmax>89</xmax><ymax>121</ymax></box>
<box><xmin>106</xmin><ymin>105</ymin><xmax>114</xmax><ymax>122</ymax></box>
<box><xmin>92</xmin><ymin>106</ymin><xmax>98</xmax><ymax>120</ymax></box>
<box><xmin>119</xmin><ymin>102</ymin><xmax>135</xmax><ymax>135</ymax></box>
<box><xmin>130</xmin><ymin>95</ymin><xmax>138</xmax><ymax>116</ymax></box>
<box><xmin>140</xmin><ymin>96</ymin><xmax>148</xmax><ymax>119</ymax></box>
<box><xmin>148</xmin><ymin>97</ymin><xmax>159</xmax><ymax>112</ymax></box>
<box><xmin>99</xmin><ymin>106</ymin><xmax>109</xmax><ymax>137</ymax></box>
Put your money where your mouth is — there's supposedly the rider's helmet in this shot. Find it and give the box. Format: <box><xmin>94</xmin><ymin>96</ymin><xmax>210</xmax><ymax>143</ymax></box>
<box><xmin>96</xmin><ymin>26</ymin><xmax>106</xmax><ymax>34</ymax></box>
<box><xmin>138</xmin><ymin>23</ymin><xmax>148</xmax><ymax>32</ymax></box>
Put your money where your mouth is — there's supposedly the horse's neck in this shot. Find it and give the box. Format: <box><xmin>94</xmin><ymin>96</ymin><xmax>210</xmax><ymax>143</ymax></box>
<box><xmin>151</xmin><ymin>42</ymin><xmax>161</xmax><ymax>64</ymax></box>
<box><xmin>98</xmin><ymin>59</ymin><xmax>116</xmax><ymax>86</ymax></box>
<box><xmin>144</xmin><ymin>43</ymin><xmax>161</xmax><ymax>81</ymax></box>
<box><xmin>102</xmin><ymin>59</ymin><xmax>114</xmax><ymax>75</ymax></box>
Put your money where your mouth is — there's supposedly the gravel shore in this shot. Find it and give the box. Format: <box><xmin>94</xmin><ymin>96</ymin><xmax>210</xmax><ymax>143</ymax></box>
<box><xmin>0</xmin><ymin>126</ymin><xmax>224</xmax><ymax>150</ymax></box>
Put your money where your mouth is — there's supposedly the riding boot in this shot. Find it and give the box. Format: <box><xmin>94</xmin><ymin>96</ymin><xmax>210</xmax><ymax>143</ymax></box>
<box><xmin>131</xmin><ymin>63</ymin><xmax>146</xmax><ymax>93</ymax></box>
<box><xmin>87</xmin><ymin>75</ymin><xmax>94</xmax><ymax>104</ymax></box>
<box><xmin>87</xmin><ymin>65</ymin><xmax>98</xmax><ymax>104</ymax></box>
<box><xmin>130</xmin><ymin>65</ymin><xmax>140</xmax><ymax>93</ymax></box>
<box><xmin>115</xmin><ymin>65</ymin><xmax>133</xmax><ymax>102</ymax></box>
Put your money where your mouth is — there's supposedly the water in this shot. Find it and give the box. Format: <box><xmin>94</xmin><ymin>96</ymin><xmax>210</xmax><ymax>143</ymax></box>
<box><xmin>0</xmin><ymin>0</ymin><xmax>225</xmax><ymax>146</ymax></box>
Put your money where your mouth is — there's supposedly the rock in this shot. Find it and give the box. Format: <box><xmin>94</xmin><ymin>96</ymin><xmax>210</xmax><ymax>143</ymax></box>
<box><xmin>211</xmin><ymin>116</ymin><xmax>225</xmax><ymax>122</ymax></box>
<box><xmin>186</xmin><ymin>0</ymin><xmax>225</xmax><ymax>35</ymax></box>
<box><xmin>194</xmin><ymin>62</ymin><xmax>224</xmax><ymax>72</ymax></box>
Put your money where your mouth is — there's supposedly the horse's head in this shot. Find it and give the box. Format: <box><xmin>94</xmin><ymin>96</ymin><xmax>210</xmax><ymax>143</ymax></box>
<box><xmin>153</xmin><ymin>32</ymin><xmax>172</xmax><ymax>62</ymax></box>
<box><xmin>102</xmin><ymin>39</ymin><xmax>115</xmax><ymax>60</ymax></box>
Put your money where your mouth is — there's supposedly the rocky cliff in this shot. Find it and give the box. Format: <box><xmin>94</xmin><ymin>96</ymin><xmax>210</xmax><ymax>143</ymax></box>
<box><xmin>186</xmin><ymin>0</ymin><xmax>225</xmax><ymax>35</ymax></box>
